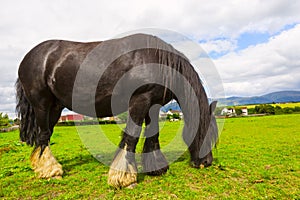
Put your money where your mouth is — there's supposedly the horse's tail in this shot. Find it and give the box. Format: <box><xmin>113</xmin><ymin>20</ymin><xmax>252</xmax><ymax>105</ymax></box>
<box><xmin>16</xmin><ymin>78</ymin><xmax>37</xmax><ymax>146</ymax></box>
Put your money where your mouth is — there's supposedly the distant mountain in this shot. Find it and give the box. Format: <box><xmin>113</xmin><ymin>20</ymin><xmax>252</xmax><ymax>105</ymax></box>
<box><xmin>218</xmin><ymin>91</ymin><xmax>300</xmax><ymax>106</ymax></box>
<box><xmin>160</xmin><ymin>100</ymin><xmax>181</xmax><ymax>112</ymax></box>
<box><xmin>161</xmin><ymin>91</ymin><xmax>300</xmax><ymax>111</ymax></box>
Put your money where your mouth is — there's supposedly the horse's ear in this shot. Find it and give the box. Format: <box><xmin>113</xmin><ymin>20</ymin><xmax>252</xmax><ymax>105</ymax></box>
<box><xmin>210</xmin><ymin>101</ymin><xmax>218</xmax><ymax>114</ymax></box>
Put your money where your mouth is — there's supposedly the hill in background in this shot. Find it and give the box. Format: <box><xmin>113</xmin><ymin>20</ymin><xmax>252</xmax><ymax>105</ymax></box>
<box><xmin>218</xmin><ymin>91</ymin><xmax>300</xmax><ymax>106</ymax></box>
<box><xmin>161</xmin><ymin>90</ymin><xmax>300</xmax><ymax>111</ymax></box>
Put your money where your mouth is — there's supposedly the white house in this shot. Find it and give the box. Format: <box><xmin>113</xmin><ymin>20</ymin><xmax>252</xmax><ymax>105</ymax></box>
<box><xmin>159</xmin><ymin>111</ymin><xmax>168</xmax><ymax>118</ymax></box>
<box><xmin>167</xmin><ymin>110</ymin><xmax>183</xmax><ymax>118</ymax></box>
<box><xmin>241</xmin><ymin>107</ymin><xmax>248</xmax><ymax>116</ymax></box>
<box><xmin>221</xmin><ymin>107</ymin><xmax>236</xmax><ymax>116</ymax></box>
<box><xmin>221</xmin><ymin>107</ymin><xmax>248</xmax><ymax>116</ymax></box>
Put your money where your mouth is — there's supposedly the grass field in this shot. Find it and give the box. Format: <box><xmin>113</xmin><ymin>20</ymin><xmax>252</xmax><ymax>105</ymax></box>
<box><xmin>0</xmin><ymin>114</ymin><xmax>299</xmax><ymax>199</ymax></box>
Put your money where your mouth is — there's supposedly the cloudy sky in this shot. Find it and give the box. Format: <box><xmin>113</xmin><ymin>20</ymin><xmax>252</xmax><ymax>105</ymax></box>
<box><xmin>1</xmin><ymin>0</ymin><xmax>300</xmax><ymax>118</ymax></box>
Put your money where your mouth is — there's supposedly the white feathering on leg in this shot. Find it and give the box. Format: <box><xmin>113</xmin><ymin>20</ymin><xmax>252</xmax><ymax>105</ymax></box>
<box><xmin>30</xmin><ymin>146</ymin><xmax>63</xmax><ymax>179</ymax></box>
<box><xmin>108</xmin><ymin>145</ymin><xmax>137</xmax><ymax>188</ymax></box>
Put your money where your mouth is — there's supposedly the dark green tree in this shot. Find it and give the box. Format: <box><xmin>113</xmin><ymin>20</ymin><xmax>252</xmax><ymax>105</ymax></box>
<box><xmin>117</xmin><ymin>112</ymin><xmax>128</xmax><ymax>123</ymax></box>
<box><xmin>166</xmin><ymin>114</ymin><xmax>173</xmax><ymax>120</ymax></box>
<box><xmin>274</xmin><ymin>105</ymin><xmax>283</xmax><ymax>115</ymax></box>
<box><xmin>283</xmin><ymin>107</ymin><xmax>293</xmax><ymax>114</ymax></box>
<box><xmin>294</xmin><ymin>106</ymin><xmax>300</xmax><ymax>113</ymax></box>
<box><xmin>172</xmin><ymin>113</ymin><xmax>180</xmax><ymax>119</ymax></box>
<box><xmin>248</xmin><ymin>108</ymin><xmax>255</xmax><ymax>115</ymax></box>
<box><xmin>254</xmin><ymin>104</ymin><xmax>275</xmax><ymax>114</ymax></box>
<box><xmin>235</xmin><ymin>107</ymin><xmax>242</xmax><ymax>115</ymax></box>
<box><xmin>0</xmin><ymin>113</ymin><xmax>10</xmax><ymax>128</ymax></box>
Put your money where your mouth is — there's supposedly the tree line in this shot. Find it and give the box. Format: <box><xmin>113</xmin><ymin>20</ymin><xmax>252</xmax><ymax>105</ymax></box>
<box><xmin>249</xmin><ymin>104</ymin><xmax>300</xmax><ymax>115</ymax></box>
<box><xmin>215</xmin><ymin>104</ymin><xmax>300</xmax><ymax>116</ymax></box>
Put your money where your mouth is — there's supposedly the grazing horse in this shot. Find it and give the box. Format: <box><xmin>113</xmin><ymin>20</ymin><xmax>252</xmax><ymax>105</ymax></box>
<box><xmin>16</xmin><ymin>33</ymin><xmax>218</xmax><ymax>188</ymax></box>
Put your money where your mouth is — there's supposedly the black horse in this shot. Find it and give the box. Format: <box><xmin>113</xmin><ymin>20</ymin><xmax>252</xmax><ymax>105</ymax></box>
<box><xmin>16</xmin><ymin>33</ymin><xmax>218</xmax><ymax>188</ymax></box>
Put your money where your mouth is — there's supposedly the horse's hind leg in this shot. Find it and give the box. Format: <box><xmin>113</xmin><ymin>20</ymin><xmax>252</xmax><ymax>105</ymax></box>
<box><xmin>30</xmin><ymin>103</ymin><xmax>63</xmax><ymax>179</ymax></box>
<box><xmin>108</xmin><ymin>95</ymin><xmax>150</xmax><ymax>188</ymax></box>
<box><xmin>142</xmin><ymin>105</ymin><xmax>169</xmax><ymax>175</ymax></box>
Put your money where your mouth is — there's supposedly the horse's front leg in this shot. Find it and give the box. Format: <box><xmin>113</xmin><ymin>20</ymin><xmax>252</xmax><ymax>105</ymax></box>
<box><xmin>108</xmin><ymin>130</ymin><xmax>140</xmax><ymax>188</ymax></box>
<box><xmin>108</xmin><ymin>120</ymin><xmax>141</xmax><ymax>188</ymax></box>
<box><xmin>108</xmin><ymin>97</ymin><xmax>149</xmax><ymax>188</ymax></box>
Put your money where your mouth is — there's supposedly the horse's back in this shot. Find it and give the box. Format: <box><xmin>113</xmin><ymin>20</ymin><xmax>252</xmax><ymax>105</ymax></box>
<box><xmin>19</xmin><ymin>39</ymin><xmax>101</xmax><ymax>75</ymax></box>
<box><xmin>18</xmin><ymin>40</ymin><xmax>101</xmax><ymax>107</ymax></box>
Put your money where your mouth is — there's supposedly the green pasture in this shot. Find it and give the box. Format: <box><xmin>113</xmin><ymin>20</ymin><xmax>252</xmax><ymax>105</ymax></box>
<box><xmin>0</xmin><ymin>114</ymin><xmax>299</xmax><ymax>199</ymax></box>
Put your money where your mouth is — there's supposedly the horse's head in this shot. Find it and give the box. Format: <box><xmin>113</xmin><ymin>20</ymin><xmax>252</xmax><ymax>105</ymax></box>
<box><xmin>190</xmin><ymin>101</ymin><xmax>218</xmax><ymax>168</ymax></box>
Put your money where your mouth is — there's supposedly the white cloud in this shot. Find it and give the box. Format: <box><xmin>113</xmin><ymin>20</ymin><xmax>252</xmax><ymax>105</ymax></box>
<box><xmin>215</xmin><ymin>24</ymin><xmax>300</xmax><ymax>96</ymax></box>
<box><xmin>200</xmin><ymin>39</ymin><xmax>237</xmax><ymax>55</ymax></box>
<box><xmin>2</xmin><ymin>0</ymin><xmax>300</xmax><ymax>44</ymax></box>
<box><xmin>0</xmin><ymin>86</ymin><xmax>16</xmax><ymax>118</ymax></box>
<box><xmin>1</xmin><ymin>0</ymin><xmax>300</xmax><ymax>116</ymax></box>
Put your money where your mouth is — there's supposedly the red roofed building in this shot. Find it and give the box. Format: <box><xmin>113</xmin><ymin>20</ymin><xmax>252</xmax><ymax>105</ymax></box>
<box><xmin>59</xmin><ymin>114</ymin><xmax>84</xmax><ymax>122</ymax></box>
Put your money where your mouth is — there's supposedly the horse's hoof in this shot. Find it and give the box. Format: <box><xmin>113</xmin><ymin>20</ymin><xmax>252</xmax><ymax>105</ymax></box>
<box><xmin>126</xmin><ymin>183</ymin><xmax>137</xmax><ymax>189</ymax></box>
<box><xmin>37</xmin><ymin>163</ymin><xmax>63</xmax><ymax>179</ymax></box>
<box><xmin>108</xmin><ymin>168</ymin><xmax>137</xmax><ymax>188</ymax></box>
<box><xmin>142</xmin><ymin>149</ymin><xmax>169</xmax><ymax>175</ymax></box>
<box><xmin>108</xmin><ymin>147</ymin><xmax>138</xmax><ymax>188</ymax></box>
<box><xmin>146</xmin><ymin>165</ymin><xmax>169</xmax><ymax>176</ymax></box>
<box><xmin>31</xmin><ymin>146</ymin><xmax>64</xmax><ymax>179</ymax></box>
<box><xmin>52</xmin><ymin>176</ymin><xmax>62</xmax><ymax>180</ymax></box>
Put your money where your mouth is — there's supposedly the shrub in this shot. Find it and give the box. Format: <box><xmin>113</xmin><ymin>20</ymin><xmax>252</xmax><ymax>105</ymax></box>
<box><xmin>235</xmin><ymin>107</ymin><xmax>242</xmax><ymax>115</ymax></box>
<box><xmin>283</xmin><ymin>107</ymin><xmax>293</xmax><ymax>114</ymax></box>
<box><xmin>254</xmin><ymin>104</ymin><xmax>275</xmax><ymax>115</ymax></box>
<box><xmin>294</xmin><ymin>106</ymin><xmax>300</xmax><ymax>113</ymax></box>
<box><xmin>0</xmin><ymin>113</ymin><xmax>10</xmax><ymax>128</ymax></box>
